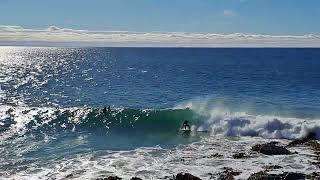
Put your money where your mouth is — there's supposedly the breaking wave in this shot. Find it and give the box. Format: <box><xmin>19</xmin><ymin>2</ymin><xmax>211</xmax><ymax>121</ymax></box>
<box><xmin>0</xmin><ymin>105</ymin><xmax>198</xmax><ymax>138</ymax></box>
<box><xmin>175</xmin><ymin>98</ymin><xmax>320</xmax><ymax>140</ymax></box>
<box><xmin>1</xmin><ymin>98</ymin><xmax>319</xmax><ymax>142</ymax></box>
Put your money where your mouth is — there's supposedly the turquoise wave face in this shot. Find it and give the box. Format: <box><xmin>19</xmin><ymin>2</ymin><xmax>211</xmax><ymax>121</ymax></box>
<box><xmin>0</xmin><ymin>106</ymin><xmax>202</xmax><ymax>150</ymax></box>
<box><xmin>1</xmin><ymin>107</ymin><xmax>197</xmax><ymax>133</ymax></box>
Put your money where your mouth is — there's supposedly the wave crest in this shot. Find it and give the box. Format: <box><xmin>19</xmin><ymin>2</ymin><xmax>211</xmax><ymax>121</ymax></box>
<box><xmin>1</xmin><ymin>99</ymin><xmax>320</xmax><ymax>140</ymax></box>
<box><xmin>176</xmin><ymin>98</ymin><xmax>320</xmax><ymax>139</ymax></box>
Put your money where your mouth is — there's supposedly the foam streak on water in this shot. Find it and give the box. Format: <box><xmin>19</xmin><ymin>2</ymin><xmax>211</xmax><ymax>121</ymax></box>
<box><xmin>2</xmin><ymin>136</ymin><xmax>319</xmax><ymax>179</ymax></box>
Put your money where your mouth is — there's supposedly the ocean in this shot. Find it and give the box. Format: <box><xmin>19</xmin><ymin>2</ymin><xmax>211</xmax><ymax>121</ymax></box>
<box><xmin>0</xmin><ymin>47</ymin><xmax>319</xmax><ymax>179</ymax></box>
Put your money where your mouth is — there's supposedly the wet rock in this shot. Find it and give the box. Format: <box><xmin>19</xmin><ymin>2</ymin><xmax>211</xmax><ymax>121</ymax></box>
<box><xmin>303</xmin><ymin>140</ymin><xmax>320</xmax><ymax>168</ymax></box>
<box><xmin>260</xmin><ymin>144</ymin><xmax>291</xmax><ymax>155</ymax></box>
<box><xmin>306</xmin><ymin>140</ymin><xmax>320</xmax><ymax>151</ymax></box>
<box><xmin>269</xmin><ymin>141</ymin><xmax>280</xmax><ymax>145</ymax></box>
<box><xmin>232</xmin><ymin>152</ymin><xmax>248</xmax><ymax>159</ymax></box>
<box><xmin>203</xmin><ymin>153</ymin><xmax>222</xmax><ymax>158</ymax></box>
<box><xmin>221</xmin><ymin>167</ymin><xmax>241</xmax><ymax>176</ymax></box>
<box><xmin>65</xmin><ymin>174</ymin><xmax>73</xmax><ymax>178</ymax></box>
<box><xmin>286</xmin><ymin>133</ymin><xmax>320</xmax><ymax>170</ymax></box>
<box><xmin>252</xmin><ymin>143</ymin><xmax>291</xmax><ymax>155</ymax></box>
<box><xmin>247</xmin><ymin>171</ymin><xmax>282</xmax><ymax>180</ymax></box>
<box><xmin>306</xmin><ymin>172</ymin><xmax>320</xmax><ymax>179</ymax></box>
<box><xmin>283</xmin><ymin>172</ymin><xmax>305</xmax><ymax>180</ymax></box>
<box><xmin>174</xmin><ymin>173</ymin><xmax>201</xmax><ymax>180</ymax></box>
<box><xmin>217</xmin><ymin>167</ymin><xmax>241</xmax><ymax>180</ymax></box>
<box><xmin>247</xmin><ymin>171</ymin><xmax>310</xmax><ymax>180</ymax></box>
<box><xmin>97</xmin><ymin>176</ymin><xmax>122</xmax><ymax>180</ymax></box>
<box><xmin>131</xmin><ymin>177</ymin><xmax>142</xmax><ymax>180</ymax></box>
<box><xmin>207</xmin><ymin>153</ymin><xmax>223</xmax><ymax>158</ymax></box>
<box><xmin>218</xmin><ymin>172</ymin><xmax>234</xmax><ymax>180</ymax></box>
<box><xmin>265</xmin><ymin>165</ymin><xmax>282</xmax><ymax>170</ymax></box>
<box><xmin>306</xmin><ymin>132</ymin><xmax>318</xmax><ymax>139</ymax></box>
<box><xmin>287</xmin><ymin>132</ymin><xmax>318</xmax><ymax>147</ymax></box>
<box><xmin>252</xmin><ymin>142</ymin><xmax>280</xmax><ymax>151</ymax></box>
<box><xmin>251</xmin><ymin>144</ymin><xmax>263</xmax><ymax>152</ymax></box>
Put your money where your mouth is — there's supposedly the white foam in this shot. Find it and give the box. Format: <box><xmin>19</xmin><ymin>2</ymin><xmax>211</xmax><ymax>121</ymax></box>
<box><xmin>3</xmin><ymin>137</ymin><xmax>318</xmax><ymax>179</ymax></box>
<box><xmin>175</xmin><ymin>98</ymin><xmax>320</xmax><ymax>140</ymax></box>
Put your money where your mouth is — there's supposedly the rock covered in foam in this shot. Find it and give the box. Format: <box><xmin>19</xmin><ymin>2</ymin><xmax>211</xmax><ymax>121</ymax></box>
<box><xmin>247</xmin><ymin>171</ymin><xmax>282</xmax><ymax>180</ymax></box>
<box><xmin>247</xmin><ymin>164</ymin><xmax>320</xmax><ymax>180</ymax></box>
<box><xmin>247</xmin><ymin>171</ymin><xmax>308</xmax><ymax>180</ymax></box>
<box><xmin>217</xmin><ymin>167</ymin><xmax>241</xmax><ymax>180</ymax></box>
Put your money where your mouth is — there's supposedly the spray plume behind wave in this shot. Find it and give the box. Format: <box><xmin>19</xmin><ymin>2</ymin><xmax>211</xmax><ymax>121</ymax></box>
<box><xmin>175</xmin><ymin>97</ymin><xmax>320</xmax><ymax>140</ymax></box>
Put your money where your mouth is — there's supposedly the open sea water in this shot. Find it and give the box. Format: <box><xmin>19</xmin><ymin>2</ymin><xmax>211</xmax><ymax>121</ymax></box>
<box><xmin>0</xmin><ymin>47</ymin><xmax>319</xmax><ymax>179</ymax></box>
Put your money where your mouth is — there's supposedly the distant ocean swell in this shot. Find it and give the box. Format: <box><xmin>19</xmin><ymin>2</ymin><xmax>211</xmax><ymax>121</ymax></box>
<box><xmin>1</xmin><ymin>101</ymin><xmax>319</xmax><ymax>141</ymax></box>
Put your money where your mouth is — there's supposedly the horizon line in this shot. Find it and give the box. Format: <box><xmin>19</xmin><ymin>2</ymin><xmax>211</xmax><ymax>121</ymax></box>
<box><xmin>1</xmin><ymin>25</ymin><xmax>320</xmax><ymax>47</ymax></box>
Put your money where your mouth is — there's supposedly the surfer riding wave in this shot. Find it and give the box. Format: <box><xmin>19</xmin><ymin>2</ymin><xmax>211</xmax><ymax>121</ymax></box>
<box><xmin>181</xmin><ymin>120</ymin><xmax>191</xmax><ymax>130</ymax></box>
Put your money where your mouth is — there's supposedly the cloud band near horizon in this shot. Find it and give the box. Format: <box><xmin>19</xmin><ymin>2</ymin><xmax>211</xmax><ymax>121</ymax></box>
<box><xmin>0</xmin><ymin>25</ymin><xmax>320</xmax><ymax>47</ymax></box>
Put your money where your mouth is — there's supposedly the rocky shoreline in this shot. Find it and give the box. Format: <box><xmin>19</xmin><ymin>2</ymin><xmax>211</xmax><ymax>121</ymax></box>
<box><xmin>65</xmin><ymin>133</ymin><xmax>320</xmax><ymax>180</ymax></box>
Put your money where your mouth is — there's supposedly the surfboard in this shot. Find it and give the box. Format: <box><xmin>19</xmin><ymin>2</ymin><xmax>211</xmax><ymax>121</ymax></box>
<box><xmin>180</xmin><ymin>128</ymin><xmax>191</xmax><ymax>132</ymax></box>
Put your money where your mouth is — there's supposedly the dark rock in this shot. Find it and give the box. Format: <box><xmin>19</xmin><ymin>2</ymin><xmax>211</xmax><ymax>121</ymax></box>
<box><xmin>217</xmin><ymin>167</ymin><xmax>241</xmax><ymax>180</ymax></box>
<box><xmin>306</xmin><ymin>140</ymin><xmax>320</xmax><ymax>151</ymax></box>
<box><xmin>232</xmin><ymin>152</ymin><xmax>248</xmax><ymax>159</ymax></box>
<box><xmin>65</xmin><ymin>174</ymin><xmax>73</xmax><ymax>178</ymax></box>
<box><xmin>287</xmin><ymin>139</ymin><xmax>306</xmax><ymax>147</ymax></box>
<box><xmin>251</xmin><ymin>142</ymin><xmax>280</xmax><ymax>152</ymax></box>
<box><xmin>283</xmin><ymin>172</ymin><xmax>305</xmax><ymax>180</ymax></box>
<box><xmin>269</xmin><ymin>141</ymin><xmax>280</xmax><ymax>145</ymax></box>
<box><xmin>306</xmin><ymin>132</ymin><xmax>317</xmax><ymax>140</ymax></box>
<box><xmin>223</xmin><ymin>167</ymin><xmax>241</xmax><ymax>176</ymax></box>
<box><xmin>252</xmin><ymin>143</ymin><xmax>291</xmax><ymax>155</ymax></box>
<box><xmin>247</xmin><ymin>171</ymin><xmax>309</xmax><ymax>180</ymax></box>
<box><xmin>209</xmin><ymin>153</ymin><xmax>223</xmax><ymax>158</ymax></box>
<box><xmin>221</xmin><ymin>167</ymin><xmax>241</xmax><ymax>176</ymax></box>
<box><xmin>288</xmin><ymin>132</ymin><xmax>318</xmax><ymax>147</ymax></box>
<box><xmin>230</xmin><ymin>172</ymin><xmax>241</xmax><ymax>176</ymax></box>
<box><xmin>131</xmin><ymin>177</ymin><xmax>142</xmax><ymax>180</ymax></box>
<box><xmin>218</xmin><ymin>172</ymin><xmax>234</xmax><ymax>180</ymax></box>
<box><xmin>260</xmin><ymin>143</ymin><xmax>291</xmax><ymax>155</ymax></box>
<box><xmin>252</xmin><ymin>144</ymin><xmax>262</xmax><ymax>152</ymax></box>
<box><xmin>203</xmin><ymin>153</ymin><xmax>223</xmax><ymax>158</ymax></box>
<box><xmin>174</xmin><ymin>173</ymin><xmax>201</xmax><ymax>180</ymax></box>
<box><xmin>265</xmin><ymin>165</ymin><xmax>282</xmax><ymax>170</ymax></box>
<box><xmin>247</xmin><ymin>171</ymin><xmax>282</xmax><ymax>180</ymax></box>
<box><xmin>97</xmin><ymin>176</ymin><xmax>122</xmax><ymax>180</ymax></box>
<box><xmin>306</xmin><ymin>172</ymin><xmax>320</xmax><ymax>179</ymax></box>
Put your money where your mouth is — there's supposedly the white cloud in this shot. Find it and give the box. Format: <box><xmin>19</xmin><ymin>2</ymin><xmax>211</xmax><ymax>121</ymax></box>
<box><xmin>223</xmin><ymin>10</ymin><xmax>236</xmax><ymax>17</ymax></box>
<box><xmin>0</xmin><ymin>25</ymin><xmax>319</xmax><ymax>47</ymax></box>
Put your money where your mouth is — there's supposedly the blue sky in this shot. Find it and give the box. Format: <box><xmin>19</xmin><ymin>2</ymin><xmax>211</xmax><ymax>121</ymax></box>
<box><xmin>0</xmin><ymin>0</ymin><xmax>319</xmax><ymax>35</ymax></box>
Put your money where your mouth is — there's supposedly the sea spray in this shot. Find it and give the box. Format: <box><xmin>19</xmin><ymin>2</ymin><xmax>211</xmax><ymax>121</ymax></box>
<box><xmin>175</xmin><ymin>97</ymin><xmax>320</xmax><ymax>139</ymax></box>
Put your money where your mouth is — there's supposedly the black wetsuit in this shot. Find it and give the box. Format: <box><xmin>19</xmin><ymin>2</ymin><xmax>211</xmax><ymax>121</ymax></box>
<box><xmin>182</xmin><ymin>120</ymin><xmax>191</xmax><ymax>130</ymax></box>
<box><xmin>103</xmin><ymin>107</ymin><xmax>107</xmax><ymax>114</ymax></box>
